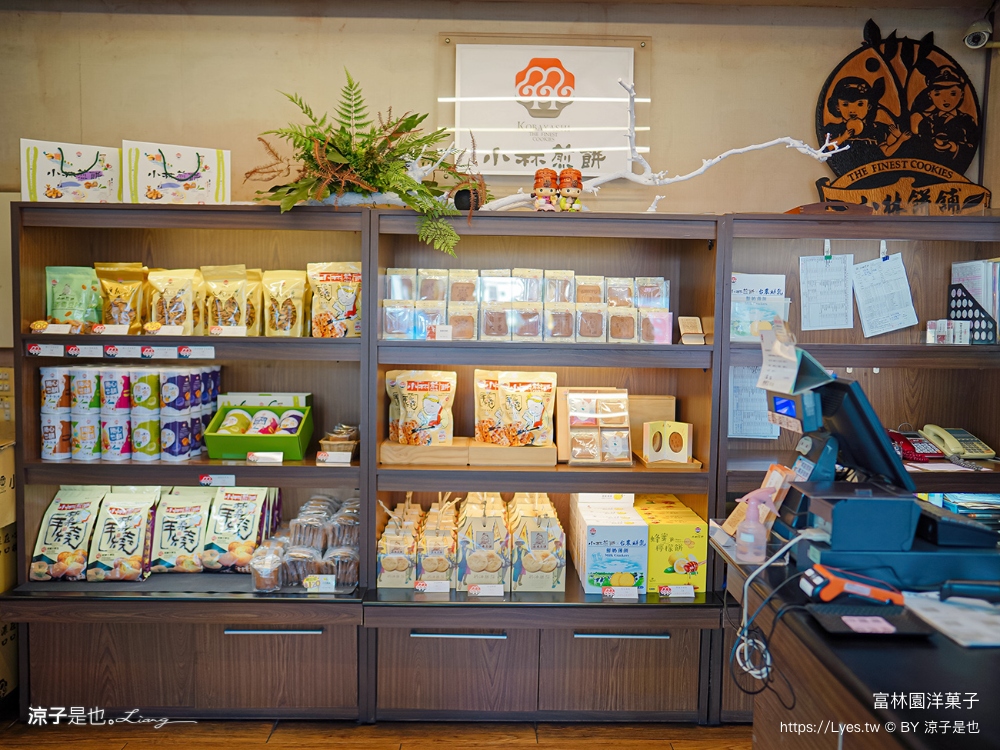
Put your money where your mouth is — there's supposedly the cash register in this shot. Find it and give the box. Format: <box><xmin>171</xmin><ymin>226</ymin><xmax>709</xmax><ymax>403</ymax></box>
<box><xmin>767</xmin><ymin>379</ymin><xmax>1000</xmax><ymax>590</ymax></box>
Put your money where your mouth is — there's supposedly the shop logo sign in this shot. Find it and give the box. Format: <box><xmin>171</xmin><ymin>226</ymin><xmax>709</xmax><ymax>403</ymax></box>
<box><xmin>815</xmin><ymin>19</ymin><xmax>990</xmax><ymax>215</ymax></box>
<box><xmin>516</xmin><ymin>58</ymin><xmax>575</xmax><ymax>119</ymax></box>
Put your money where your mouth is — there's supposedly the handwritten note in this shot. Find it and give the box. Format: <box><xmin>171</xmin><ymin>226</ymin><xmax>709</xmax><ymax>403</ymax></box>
<box><xmin>852</xmin><ymin>254</ymin><xmax>918</xmax><ymax>338</ymax></box>
<box><xmin>728</xmin><ymin>366</ymin><xmax>779</xmax><ymax>439</ymax></box>
<box><xmin>800</xmin><ymin>255</ymin><xmax>854</xmax><ymax>331</ymax></box>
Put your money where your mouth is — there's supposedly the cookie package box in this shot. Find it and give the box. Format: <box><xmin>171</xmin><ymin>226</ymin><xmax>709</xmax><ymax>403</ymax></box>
<box><xmin>124</xmin><ymin>140</ymin><xmax>231</xmax><ymax>205</ymax></box>
<box><xmin>635</xmin><ymin>502</ymin><xmax>708</xmax><ymax>594</ymax></box>
<box><xmin>568</xmin><ymin>496</ymin><xmax>648</xmax><ymax>594</ymax></box>
<box><xmin>377</xmin><ymin>533</ymin><xmax>416</xmax><ymax>588</ymax></box>
<box><xmin>510</xmin><ymin>515</ymin><xmax>566</xmax><ymax>592</ymax></box>
<box><xmin>456</xmin><ymin>515</ymin><xmax>511</xmax><ymax>592</ymax></box>
<box><xmin>21</xmin><ymin>139</ymin><xmax>121</xmax><ymax>203</ymax></box>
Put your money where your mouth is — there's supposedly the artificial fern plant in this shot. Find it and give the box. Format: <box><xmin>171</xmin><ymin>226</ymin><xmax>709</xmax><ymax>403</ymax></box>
<box><xmin>251</xmin><ymin>70</ymin><xmax>461</xmax><ymax>255</ymax></box>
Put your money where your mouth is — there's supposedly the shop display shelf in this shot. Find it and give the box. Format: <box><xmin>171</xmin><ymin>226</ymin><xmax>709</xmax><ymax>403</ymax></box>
<box><xmin>23</xmin><ymin>455</ymin><xmax>362</xmax><ymax>487</ymax></box>
<box><xmin>376</xmin><ymin>462</ymin><xmax>710</xmax><ymax>493</ymax></box>
<box><xmin>730</xmin><ymin>343</ymin><xmax>1000</xmax><ymax>369</ymax></box>
<box><xmin>377</xmin><ymin>341</ymin><xmax>712</xmax><ymax>369</ymax></box>
<box><xmin>22</xmin><ymin>335</ymin><xmax>362</xmax><ymax>362</ymax></box>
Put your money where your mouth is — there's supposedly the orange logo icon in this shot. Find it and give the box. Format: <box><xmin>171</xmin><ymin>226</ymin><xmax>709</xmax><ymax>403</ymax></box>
<box><xmin>515</xmin><ymin>58</ymin><xmax>575</xmax><ymax>119</ymax></box>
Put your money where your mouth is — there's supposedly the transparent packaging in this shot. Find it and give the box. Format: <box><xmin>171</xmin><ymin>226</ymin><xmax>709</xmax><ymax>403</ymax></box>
<box><xmin>382</xmin><ymin>300</ymin><xmax>414</xmax><ymax>340</ymax></box>
<box><xmin>386</xmin><ymin>268</ymin><xmax>416</xmax><ymax>301</ymax></box>
<box><xmin>606</xmin><ymin>277</ymin><xmax>636</xmax><ymax>308</ymax></box>
<box><xmin>608</xmin><ymin>308</ymin><xmax>639</xmax><ymax>343</ymax></box>
<box><xmin>320</xmin><ymin>546</ymin><xmax>360</xmax><ymax>594</ymax></box>
<box><xmin>448</xmin><ymin>302</ymin><xmax>479</xmax><ymax>340</ymax></box>
<box><xmin>512</xmin><ymin>268</ymin><xmax>543</xmax><ymax>303</ymax></box>
<box><xmin>283</xmin><ymin>546</ymin><xmax>321</xmax><ymax>586</ymax></box>
<box><xmin>328</xmin><ymin>511</ymin><xmax>361</xmax><ymax>548</ymax></box>
<box><xmin>636</xmin><ymin>277</ymin><xmax>668</xmax><ymax>309</ymax></box>
<box><xmin>416</xmin><ymin>269</ymin><xmax>448</xmax><ymax>301</ymax></box>
<box><xmin>414</xmin><ymin>301</ymin><xmax>447</xmax><ymax>340</ymax></box>
<box><xmin>289</xmin><ymin>515</ymin><xmax>326</xmax><ymax>548</ymax></box>
<box><xmin>639</xmin><ymin>309</ymin><xmax>673</xmax><ymax>344</ymax></box>
<box><xmin>543</xmin><ymin>303</ymin><xmax>575</xmax><ymax>343</ymax></box>
<box><xmin>250</xmin><ymin>545</ymin><xmax>284</xmax><ymax>592</ymax></box>
<box><xmin>568</xmin><ymin>428</ymin><xmax>601</xmax><ymax>464</ymax></box>
<box><xmin>544</xmin><ymin>270</ymin><xmax>575</xmax><ymax>304</ymax></box>
<box><xmin>479</xmin><ymin>270</ymin><xmax>513</xmax><ymax>303</ymax></box>
<box><xmin>511</xmin><ymin>302</ymin><xmax>543</xmax><ymax>342</ymax></box>
<box><xmin>480</xmin><ymin>303</ymin><xmax>511</xmax><ymax>341</ymax></box>
<box><xmin>575</xmin><ymin>303</ymin><xmax>607</xmax><ymax>342</ymax></box>
<box><xmin>575</xmin><ymin>276</ymin><xmax>605</xmax><ymax>304</ymax></box>
<box><xmin>448</xmin><ymin>269</ymin><xmax>479</xmax><ymax>303</ymax></box>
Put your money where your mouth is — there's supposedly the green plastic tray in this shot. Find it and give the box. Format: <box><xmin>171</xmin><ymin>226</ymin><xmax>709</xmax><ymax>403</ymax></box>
<box><xmin>204</xmin><ymin>405</ymin><xmax>314</xmax><ymax>461</ymax></box>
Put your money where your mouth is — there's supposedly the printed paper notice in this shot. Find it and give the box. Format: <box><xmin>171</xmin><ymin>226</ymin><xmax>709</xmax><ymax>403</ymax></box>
<box><xmin>728</xmin><ymin>366</ymin><xmax>779</xmax><ymax>439</ymax></box>
<box><xmin>852</xmin><ymin>254</ymin><xmax>918</xmax><ymax>338</ymax></box>
<box><xmin>799</xmin><ymin>255</ymin><xmax>854</xmax><ymax>331</ymax></box>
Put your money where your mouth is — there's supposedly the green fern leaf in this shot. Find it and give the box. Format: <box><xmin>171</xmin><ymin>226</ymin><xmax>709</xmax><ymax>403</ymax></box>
<box><xmin>335</xmin><ymin>69</ymin><xmax>372</xmax><ymax>145</ymax></box>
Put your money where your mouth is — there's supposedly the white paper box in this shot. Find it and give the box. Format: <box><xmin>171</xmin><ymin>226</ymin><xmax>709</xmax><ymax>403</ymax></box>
<box><xmin>21</xmin><ymin>139</ymin><xmax>121</xmax><ymax>203</ymax></box>
<box><xmin>124</xmin><ymin>140</ymin><xmax>230</xmax><ymax>204</ymax></box>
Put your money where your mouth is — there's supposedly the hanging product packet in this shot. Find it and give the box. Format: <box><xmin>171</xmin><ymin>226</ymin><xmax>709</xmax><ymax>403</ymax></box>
<box><xmin>148</xmin><ymin>269</ymin><xmax>198</xmax><ymax>335</ymax></box>
<box><xmin>245</xmin><ymin>268</ymin><xmax>263</xmax><ymax>337</ymax></box>
<box><xmin>150</xmin><ymin>496</ymin><xmax>213</xmax><ymax>573</ymax></box>
<box><xmin>202</xmin><ymin>486</ymin><xmax>268</xmax><ymax>572</ymax></box>
<box><xmin>45</xmin><ymin>266</ymin><xmax>102</xmax><ymax>333</ymax></box>
<box><xmin>499</xmin><ymin>371</ymin><xmax>557</xmax><ymax>446</ymax></box>
<box><xmin>202</xmin><ymin>264</ymin><xmax>248</xmax><ymax>331</ymax></box>
<box><xmin>474</xmin><ymin>369</ymin><xmax>510</xmax><ymax>445</ymax></box>
<box><xmin>262</xmin><ymin>270</ymin><xmax>308</xmax><ymax>337</ymax></box>
<box><xmin>307</xmin><ymin>261</ymin><xmax>362</xmax><ymax>338</ymax></box>
<box><xmin>396</xmin><ymin>370</ymin><xmax>457</xmax><ymax>446</ymax></box>
<box><xmin>86</xmin><ymin>493</ymin><xmax>157</xmax><ymax>581</ymax></box>
<box><xmin>95</xmin><ymin>262</ymin><xmax>145</xmax><ymax>334</ymax></box>
<box><xmin>30</xmin><ymin>488</ymin><xmax>106</xmax><ymax>581</ymax></box>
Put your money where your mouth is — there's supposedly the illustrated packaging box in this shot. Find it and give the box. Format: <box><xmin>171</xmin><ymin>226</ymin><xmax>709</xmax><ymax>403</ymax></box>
<box><xmin>634</xmin><ymin>497</ymin><xmax>708</xmax><ymax>593</ymax></box>
<box><xmin>569</xmin><ymin>495</ymin><xmax>648</xmax><ymax>593</ymax></box>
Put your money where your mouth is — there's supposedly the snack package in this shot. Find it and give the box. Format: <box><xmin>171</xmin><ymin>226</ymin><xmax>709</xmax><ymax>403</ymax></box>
<box><xmin>598</xmin><ymin>393</ymin><xmax>630</xmax><ymax>427</ymax></box>
<box><xmin>601</xmin><ymin>429</ymin><xmax>632</xmax><ymax>463</ymax></box>
<box><xmin>639</xmin><ymin>309</ymin><xmax>673</xmax><ymax>344</ymax></box>
<box><xmin>45</xmin><ymin>266</ymin><xmax>102</xmax><ymax>333</ymax></box>
<box><xmin>377</xmin><ymin>531</ymin><xmax>416</xmax><ymax>588</ymax></box>
<box><xmin>193</xmin><ymin>269</ymin><xmax>206</xmax><ymax>335</ymax></box>
<box><xmin>414</xmin><ymin>300</ymin><xmax>447</xmax><ymax>340</ymax></box>
<box><xmin>448</xmin><ymin>302</ymin><xmax>478</xmax><ymax>340</ymax></box>
<box><xmin>512</xmin><ymin>268</ymin><xmax>543</xmax><ymax>302</ymax></box>
<box><xmin>202</xmin><ymin>264</ymin><xmax>248</xmax><ymax>331</ymax></box>
<box><xmin>417</xmin><ymin>532</ymin><xmax>456</xmax><ymax>587</ymax></box>
<box><xmin>250</xmin><ymin>545</ymin><xmax>284</xmax><ymax>592</ymax></box>
<box><xmin>86</xmin><ymin>494</ymin><xmax>157</xmax><ymax>581</ymax></box>
<box><xmin>148</xmin><ymin>269</ymin><xmax>198</xmax><ymax>335</ymax></box>
<box><xmin>262</xmin><ymin>270</ymin><xmax>308</xmax><ymax>337</ymax></box>
<box><xmin>575</xmin><ymin>275</ymin><xmax>605</xmax><ymax>304</ymax></box>
<box><xmin>544</xmin><ymin>270</ymin><xmax>575</xmax><ymax>304</ymax></box>
<box><xmin>636</xmin><ymin>277</ymin><xmax>668</xmax><ymax>309</ymax></box>
<box><xmin>606</xmin><ymin>277</ymin><xmax>636</xmax><ymax>308</ymax></box>
<box><xmin>385</xmin><ymin>370</ymin><xmax>402</xmax><ymax>442</ymax></box>
<box><xmin>202</xmin><ymin>487</ymin><xmax>268</xmax><ymax>572</ymax></box>
<box><xmin>511</xmin><ymin>302</ymin><xmax>543</xmax><ymax>342</ymax></box>
<box><xmin>386</xmin><ymin>268</ymin><xmax>416</xmax><ymax>301</ymax></box>
<box><xmin>95</xmin><ymin>262</ymin><xmax>145</xmax><ymax>334</ymax></box>
<box><xmin>30</xmin><ymin>488</ymin><xmax>105</xmax><ymax>581</ymax></box>
<box><xmin>544</xmin><ymin>302</ymin><xmax>576</xmax><ymax>343</ymax></box>
<box><xmin>448</xmin><ymin>269</ymin><xmax>479</xmax><ymax>303</ymax></box>
<box><xmin>479</xmin><ymin>269</ymin><xmax>513</xmax><ymax>303</ymax></box>
<box><xmin>609</xmin><ymin>308</ymin><xmax>639</xmax><ymax>343</ymax></box>
<box><xmin>569</xmin><ymin>428</ymin><xmax>601</xmax><ymax>464</ymax></box>
<box><xmin>474</xmin><ymin>369</ymin><xmax>510</xmax><ymax>445</ymax></box>
<box><xmin>417</xmin><ymin>268</ymin><xmax>448</xmax><ymax>301</ymax></box>
<box><xmin>456</xmin><ymin>515</ymin><xmax>510</xmax><ymax>592</ymax></box>
<box><xmin>511</xmin><ymin>515</ymin><xmax>565</xmax><ymax>592</ymax></box>
<box><xmin>480</xmin><ymin>302</ymin><xmax>511</xmax><ymax>341</ymax></box>
<box><xmin>140</xmin><ymin>266</ymin><xmax>153</xmax><ymax>328</ymax></box>
<box><xmin>382</xmin><ymin>300</ymin><xmax>414</xmax><ymax>340</ymax></box>
<box><xmin>576</xmin><ymin>303</ymin><xmax>607</xmax><ymax>342</ymax></box>
<box><xmin>396</xmin><ymin>370</ymin><xmax>457</xmax><ymax>446</ymax></box>
<box><xmin>245</xmin><ymin>268</ymin><xmax>263</xmax><ymax>337</ymax></box>
<box><xmin>307</xmin><ymin>261</ymin><xmax>362</xmax><ymax>338</ymax></box>
<box><xmin>499</xmin><ymin>371</ymin><xmax>557</xmax><ymax>446</ymax></box>
<box><xmin>151</xmin><ymin>496</ymin><xmax>212</xmax><ymax>572</ymax></box>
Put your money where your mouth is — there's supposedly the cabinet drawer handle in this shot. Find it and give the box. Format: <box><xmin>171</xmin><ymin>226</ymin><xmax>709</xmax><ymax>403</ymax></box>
<box><xmin>223</xmin><ymin>629</ymin><xmax>324</xmax><ymax>635</ymax></box>
<box><xmin>573</xmin><ymin>632</ymin><xmax>671</xmax><ymax>640</ymax></box>
<box><xmin>409</xmin><ymin>631</ymin><xmax>507</xmax><ymax>640</ymax></box>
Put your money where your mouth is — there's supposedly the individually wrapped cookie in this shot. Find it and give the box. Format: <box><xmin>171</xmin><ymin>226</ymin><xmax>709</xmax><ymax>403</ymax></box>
<box><xmin>289</xmin><ymin>515</ymin><xmax>326</xmax><ymax>548</ymax></box>
<box><xmin>601</xmin><ymin>428</ymin><xmax>633</xmax><ymax>463</ymax></box>
<box><xmin>598</xmin><ymin>393</ymin><xmax>630</xmax><ymax>427</ymax></box>
<box><xmin>636</xmin><ymin>277</ymin><xmax>668</xmax><ymax>309</ymax></box>
<box><xmin>569</xmin><ymin>428</ymin><xmax>601</xmax><ymax>464</ymax></box>
<box><xmin>320</xmin><ymin>547</ymin><xmax>360</xmax><ymax>593</ymax></box>
<box><xmin>511</xmin><ymin>302</ymin><xmax>543</xmax><ymax>342</ymax></box>
<box><xmin>413</xmin><ymin>300</ymin><xmax>447</xmax><ymax>341</ymax></box>
<box><xmin>250</xmin><ymin>545</ymin><xmax>284</xmax><ymax>592</ymax></box>
<box><xmin>328</xmin><ymin>511</ymin><xmax>360</xmax><ymax>548</ymax></box>
<box><xmin>480</xmin><ymin>269</ymin><xmax>513</xmax><ymax>303</ymax></box>
<box><xmin>566</xmin><ymin>393</ymin><xmax>598</xmax><ymax>427</ymax></box>
<box><xmin>575</xmin><ymin>303</ymin><xmax>607</xmax><ymax>342</ymax></box>
<box><xmin>543</xmin><ymin>303</ymin><xmax>575</xmax><ymax>343</ymax></box>
<box><xmin>387</xmin><ymin>268</ymin><xmax>416</xmax><ymax>301</ymax></box>
<box><xmin>447</xmin><ymin>302</ymin><xmax>478</xmax><ymax>341</ymax></box>
<box><xmin>480</xmin><ymin>302</ymin><xmax>511</xmax><ymax>341</ymax></box>
<box><xmin>544</xmin><ymin>270</ymin><xmax>574</xmax><ymax>304</ymax></box>
<box><xmin>639</xmin><ymin>309</ymin><xmax>673</xmax><ymax>344</ymax></box>
<box><xmin>575</xmin><ymin>275</ymin><xmax>605</xmax><ymax>304</ymax></box>
<box><xmin>283</xmin><ymin>545</ymin><xmax>321</xmax><ymax>586</ymax></box>
<box><xmin>512</xmin><ymin>268</ymin><xmax>543</xmax><ymax>303</ymax></box>
<box><xmin>263</xmin><ymin>270</ymin><xmax>308</xmax><ymax>338</ymax></box>
<box><xmin>307</xmin><ymin>261</ymin><xmax>362</xmax><ymax>338</ymax></box>
<box><xmin>606</xmin><ymin>277</ymin><xmax>636</xmax><ymax>308</ymax></box>
<box><xmin>96</xmin><ymin>262</ymin><xmax>145</xmax><ymax>334</ymax></box>
<box><xmin>608</xmin><ymin>307</ymin><xmax>639</xmax><ymax>343</ymax></box>
<box><xmin>382</xmin><ymin>301</ymin><xmax>414</xmax><ymax>340</ymax></box>
<box><xmin>416</xmin><ymin>268</ymin><xmax>448</xmax><ymax>301</ymax></box>
<box><xmin>448</xmin><ymin>269</ymin><xmax>479</xmax><ymax>304</ymax></box>
<box><xmin>245</xmin><ymin>269</ymin><xmax>263</xmax><ymax>337</ymax></box>
<box><xmin>202</xmin><ymin>264</ymin><xmax>248</xmax><ymax>331</ymax></box>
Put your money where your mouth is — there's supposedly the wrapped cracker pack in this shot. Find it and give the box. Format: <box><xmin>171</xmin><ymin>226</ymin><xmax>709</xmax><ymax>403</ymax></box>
<box><xmin>263</xmin><ymin>270</ymin><xmax>308</xmax><ymax>337</ymax></box>
<box><xmin>396</xmin><ymin>370</ymin><xmax>457</xmax><ymax>446</ymax></box>
<box><xmin>473</xmin><ymin>369</ymin><xmax>510</xmax><ymax>445</ymax></box>
<box><xmin>202</xmin><ymin>487</ymin><xmax>268</xmax><ymax>572</ymax></box>
<box><xmin>245</xmin><ymin>268</ymin><xmax>263</xmax><ymax>337</ymax></box>
<box><xmin>148</xmin><ymin>269</ymin><xmax>198</xmax><ymax>335</ymax></box>
<box><xmin>30</xmin><ymin>488</ymin><xmax>105</xmax><ymax>581</ymax></box>
<box><xmin>307</xmin><ymin>261</ymin><xmax>362</xmax><ymax>338</ymax></box>
<box><xmin>45</xmin><ymin>266</ymin><xmax>102</xmax><ymax>333</ymax></box>
<box><xmin>86</xmin><ymin>493</ymin><xmax>157</xmax><ymax>581</ymax></box>
<box><xmin>95</xmin><ymin>262</ymin><xmax>145</xmax><ymax>334</ymax></box>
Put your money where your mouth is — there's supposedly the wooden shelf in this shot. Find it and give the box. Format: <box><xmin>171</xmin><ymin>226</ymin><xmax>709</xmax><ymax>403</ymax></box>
<box><xmin>731</xmin><ymin>213</ymin><xmax>1000</xmax><ymax>241</ymax></box>
<box><xmin>24</xmin><ymin>455</ymin><xmax>362</xmax><ymax>487</ymax></box>
<box><xmin>730</xmin><ymin>343</ymin><xmax>1000</xmax><ymax>369</ymax></box>
<box><xmin>22</xmin><ymin>334</ymin><xmax>362</xmax><ymax>362</ymax></box>
<box><xmin>377</xmin><ymin>462</ymin><xmax>710</xmax><ymax>493</ymax></box>
<box><xmin>378</xmin><ymin>341</ymin><xmax>711</xmax><ymax>369</ymax></box>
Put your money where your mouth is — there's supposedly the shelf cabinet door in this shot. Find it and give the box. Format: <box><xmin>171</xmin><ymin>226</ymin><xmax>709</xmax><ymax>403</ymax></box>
<box><xmin>29</xmin><ymin>622</ymin><xmax>358</xmax><ymax>714</ymax></box>
<box><xmin>537</xmin><ymin>628</ymin><xmax>701</xmax><ymax>717</ymax></box>
<box><xmin>376</xmin><ymin>628</ymin><xmax>539</xmax><ymax>714</ymax></box>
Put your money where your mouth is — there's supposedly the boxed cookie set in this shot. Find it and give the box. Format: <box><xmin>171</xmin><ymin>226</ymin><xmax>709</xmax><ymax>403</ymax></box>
<box><xmin>567</xmin><ymin>391</ymin><xmax>633</xmax><ymax>465</ymax></box>
<box><xmin>377</xmin><ymin>493</ymin><xmax>458</xmax><ymax>589</ymax></box>
<box><xmin>568</xmin><ymin>493</ymin><xmax>648</xmax><ymax>594</ymax></box>
<box><xmin>509</xmin><ymin>493</ymin><xmax>566</xmax><ymax>592</ymax></box>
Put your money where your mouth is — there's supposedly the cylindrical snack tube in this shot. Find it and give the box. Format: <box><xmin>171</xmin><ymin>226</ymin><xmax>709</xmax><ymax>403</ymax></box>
<box><xmin>160</xmin><ymin>414</ymin><xmax>191</xmax><ymax>462</ymax></box>
<box><xmin>71</xmin><ymin>413</ymin><xmax>101</xmax><ymax>461</ymax></box>
<box><xmin>69</xmin><ymin>367</ymin><xmax>101</xmax><ymax>414</ymax></box>
<box><xmin>215</xmin><ymin>408</ymin><xmax>251</xmax><ymax>435</ymax></box>
<box><xmin>99</xmin><ymin>368</ymin><xmax>131</xmax><ymax>414</ymax></box>
<box><xmin>40</xmin><ymin>367</ymin><xmax>72</xmax><ymax>413</ymax></box>
<box><xmin>131</xmin><ymin>413</ymin><xmax>161</xmax><ymax>462</ymax></box>
<box><xmin>129</xmin><ymin>369</ymin><xmax>160</xmax><ymax>413</ymax></box>
<box><xmin>275</xmin><ymin>409</ymin><xmax>304</xmax><ymax>435</ymax></box>
<box><xmin>40</xmin><ymin>412</ymin><xmax>71</xmax><ymax>461</ymax></box>
<box><xmin>247</xmin><ymin>409</ymin><xmax>280</xmax><ymax>435</ymax></box>
<box><xmin>159</xmin><ymin>368</ymin><xmax>191</xmax><ymax>415</ymax></box>
<box><xmin>100</xmin><ymin>414</ymin><xmax>132</xmax><ymax>461</ymax></box>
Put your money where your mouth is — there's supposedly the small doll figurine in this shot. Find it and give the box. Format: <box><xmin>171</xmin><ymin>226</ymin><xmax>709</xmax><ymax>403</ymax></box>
<box><xmin>532</xmin><ymin>168</ymin><xmax>559</xmax><ymax>211</ymax></box>
<box><xmin>557</xmin><ymin>168</ymin><xmax>583</xmax><ymax>212</ymax></box>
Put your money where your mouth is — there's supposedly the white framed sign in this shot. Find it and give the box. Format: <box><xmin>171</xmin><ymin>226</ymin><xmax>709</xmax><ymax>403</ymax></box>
<box><xmin>454</xmin><ymin>44</ymin><xmax>636</xmax><ymax>177</ymax></box>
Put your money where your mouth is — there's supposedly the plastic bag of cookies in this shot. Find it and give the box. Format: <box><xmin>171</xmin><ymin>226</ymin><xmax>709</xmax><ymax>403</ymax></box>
<box><xmin>245</xmin><ymin>268</ymin><xmax>263</xmax><ymax>336</ymax></box>
<box><xmin>202</xmin><ymin>264</ymin><xmax>247</xmax><ymax>331</ymax></box>
<box><xmin>479</xmin><ymin>269</ymin><xmax>513</xmax><ymax>303</ymax></box>
<box><xmin>396</xmin><ymin>370</ymin><xmax>457</xmax><ymax>446</ymax></box>
<box><xmin>262</xmin><ymin>270</ymin><xmax>308</xmax><ymax>337</ymax></box>
<box><xmin>307</xmin><ymin>261</ymin><xmax>362</xmax><ymax>338</ymax></box>
<box><xmin>499</xmin><ymin>371</ymin><xmax>557</xmax><ymax>446</ymax></box>
<box><xmin>30</xmin><ymin>488</ymin><xmax>104</xmax><ymax>581</ymax></box>
<box><xmin>417</xmin><ymin>268</ymin><xmax>448</xmax><ymax>301</ymax></box>
<box><xmin>320</xmin><ymin>546</ymin><xmax>360</xmax><ymax>593</ymax></box>
<box><xmin>45</xmin><ymin>266</ymin><xmax>102</xmax><ymax>334</ymax></box>
<box><xmin>96</xmin><ymin>262</ymin><xmax>145</xmax><ymax>334</ymax></box>
<box><xmin>86</xmin><ymin>493</ymin><xmax>156</xmax><ymax>581</ymax></box>
<box><xmin>150</xmin><ymin>495</ymin><xmax>212</xmax><ymax>573</ymax></box>
<box><xmin>608</xmin><ymin>308</ymin><xmax>638</xmax><ymax>343</ymax></box>
<box><xmin>202</xmin><ymin>487</ymin><xmax>268</xmax><ymax>572</ymax></box>
<box><xmin>414</xmin><ymin>300</ymin><xmax>447</xmax><ymax>340</ymax></box>
<box><xmin>474</xmin><ymin>369</ymin><xmax>510</xmax><ymax>445</ymax></box>
<box><xmin>386</xmin><ymin>268</ymin><xmax>416</xmax><ymax>301</ymax></box>
<box><xmin>544</xmin><ymin>302</ymin><xmax>575</xmax><ymax>343</ymax></box>
<box><xmin>148</xmin><ymin>269</ymin><xmax>198</xmax><ymax>335</ymax></box>
<box><xmin>448</xmin><ymin>268</ymin><xmax>479</xmax><ymax>303</ymax></box>
<box><xmin>250</xmin><ymin>544</ymin><xmax>284</xmax><ymax>592</ymax></box>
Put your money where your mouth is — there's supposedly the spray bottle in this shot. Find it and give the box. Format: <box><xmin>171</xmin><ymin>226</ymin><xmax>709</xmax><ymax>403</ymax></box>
<box><xmin>734</xmin><ymin>487</ymin><xmax>778</xmax><ymax>564</ymax></box>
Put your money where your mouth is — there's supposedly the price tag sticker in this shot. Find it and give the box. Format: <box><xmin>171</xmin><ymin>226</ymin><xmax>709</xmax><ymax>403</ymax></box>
<box><xmin>149</xmin><ymin>325</ymin><xmax>185</xmax><ymax>335</ymax></box>
<box><xmin>415</xmin><ymin>580</ymin><xmax>450</xmax><ymax>593</ymax></box>
<box><xmin>302</xmin><ymin>575</ymin><xmax>338</xmax><ymax>593</ymax></box>
<box><xmin>26</xmin><ymin>343</ymin><xmax>64</xmax><ymax>357</ymax></box>
<box><xmin>247</xmin><ymin>451</ymin><xmax>283</xmax><ymax>464</ymax></box>
<box><xmin>179</xmin><ymin>345</ymin><xmax>215</xmax><ymax>359</ymax></box>
<box><xmin>210</xmin><ymin>326</ymin><xmax>248</xmax><ymax>337</ymax></box>
<box><xmin>199</xmin><ymin>474</ymin><xmax>236</xmax><ymax>487</ymax></box>
<box><xmin>658</xmin><ymin>585</ymin><xmax>696</xmax><ymax>598</ymax></box>
<box><xmin>428</xmin><ymin>324</ymin><xmax>453</xmax><ymax>341</ymax></box>
<box><xmin>42</xmin><ymin>324</ymin><xmax>72</xmax><ymax>334</ymax></box>
<box><xmin>316</xmin><ymin>451</ymin><xmax>351</xmax><ymax>465</ymax></box>
<box><xmin>94</xmin><ymin>324</ymin><xmax>130</xmax><ymax>335</ymax></box>
<box><xmin>466</xmin><ymin>584</ymin><xmax>505</xmax><ymax>597</ymax></box>
<box><xmin>66</xmin><ymin>344</ymin><xmax>103</xmax><ymax>358</ymax></box>
<box><xmin>601</xmin><ymin>586</ymin><xmax>640</xmax><ymax>600</ymax></box>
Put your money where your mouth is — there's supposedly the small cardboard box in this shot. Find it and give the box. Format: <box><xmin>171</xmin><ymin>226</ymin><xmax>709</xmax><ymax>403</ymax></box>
<box><xmin>569</xmin><ymin>499</ymin><xmax>648</xmax><ymax>594</ymax></box>
<box><xmin>125</xmin><ymin>140</ymin><xmax>231</xmax><ymax>204</ymax></box>
<box><xmin>636</xmin><ymin>505</ymin><xmax>708</xmax><ymax>594</ymax></box>
<box><xmin>456</xmin><ymin>515</ymin><xmax>511</xmax><ymax>592</ymax></box>
<box><xmin>21</xmin><ymin>139</ymin><xmax>121</xmax><ymax>203</ymax></box>
<box><xmin>377</xmin><ymin>533</ymin><xmax>417</xmax><ymax>589</ymax></box>
<box><xmin>0</xmin><ymin>441</ymin><xmax>14</xmax><ymax>528</ymax></box>
<box><xmin>0</xmin><ymin>523</ymin><xmax>17</xmax><ymax>698</ymax></box>
<box><xmin>219</xmin><ymin>393</ymin><xmax>313</xmax><ymax>408</ymax></box>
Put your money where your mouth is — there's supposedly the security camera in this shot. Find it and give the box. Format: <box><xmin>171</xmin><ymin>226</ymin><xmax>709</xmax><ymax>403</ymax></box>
<box><xmin>965</xmin><ymin>18</ymin><xmax>993</xmax><ymax>49</ymax></box>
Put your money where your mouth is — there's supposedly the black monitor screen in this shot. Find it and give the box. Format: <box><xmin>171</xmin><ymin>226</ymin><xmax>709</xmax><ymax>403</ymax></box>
<box><xmin>818</xmin><ymin>378</ymin><xmax>916</xmax><ymax>493</ymax></box>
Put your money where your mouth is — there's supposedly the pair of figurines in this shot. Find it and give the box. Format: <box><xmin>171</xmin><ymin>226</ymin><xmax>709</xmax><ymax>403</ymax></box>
<box><xmin>533</xmin><ymin>168</ymin><xmax>583</xmax><ymax>212</ymax></box>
